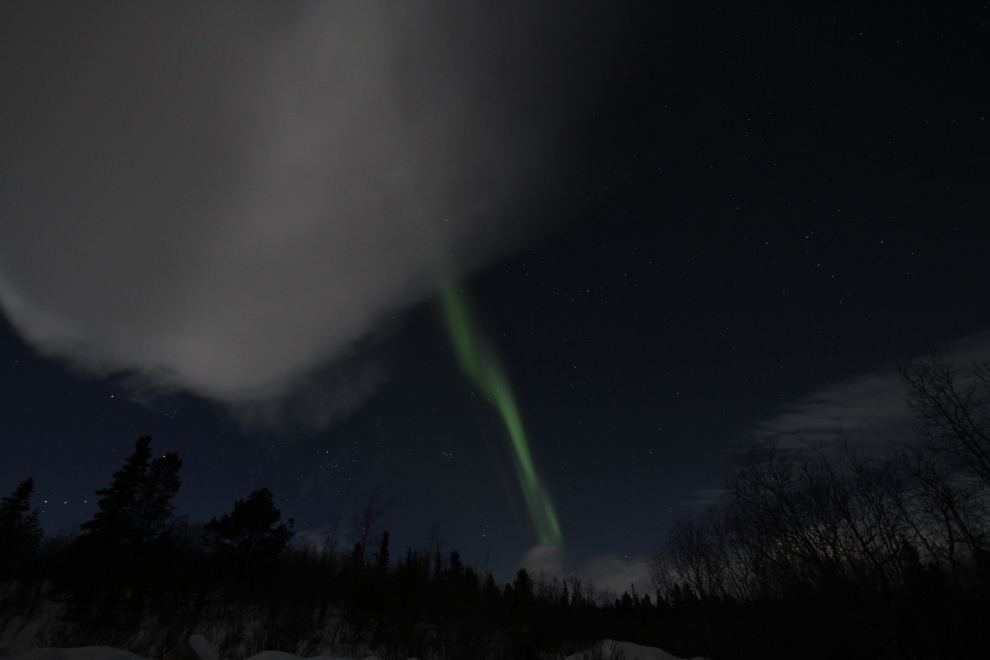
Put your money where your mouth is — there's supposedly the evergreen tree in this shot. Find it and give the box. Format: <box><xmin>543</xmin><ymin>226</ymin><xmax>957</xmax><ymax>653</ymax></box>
<box><xmin>349</xmin><ymin>541</ymin><xmax>365</xmax><ymax>572</ymax></box>
<box><xmin>201</xmin><ymin>488</ymin><xmax>294</xmax><ymax>568</ymax></box>
<box><xmin>374</xmin><ymin>531</ymin><xmax>390</xmax><ymax>573</ymax></box>
<box><xmin>80</xmin><ymin>436</ymin><xmax>182</xmax><ymax>546</ymax></box>
<box><xmin>513</xmin><ymin>567</ymin><xmax>534</xmax><ymax>602</ymax></box>
<box><xmin>484</xmin><ymin>573</ymin><xmax>501</xmax><ymax>605</ymax></box>
<box><xmin>0</xmin><ymin>477</ymin><xmax>43</xmax><ymax>575</ymax></box>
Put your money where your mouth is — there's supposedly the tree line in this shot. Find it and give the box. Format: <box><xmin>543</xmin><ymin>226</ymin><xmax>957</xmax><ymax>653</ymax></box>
<box><xmin>648</xmin><ymin>353</ymin><xmax>990</xmax><ymax>659</ymax></box>
<box><xmin>2</xmin><ymin>353</ymin><xmax>989</xmax><ymax>659</ymax></box>
<box><xmin>0</xmin><ymin>440</ymin><xmax>671</xmax><ymax>659</ymax></box>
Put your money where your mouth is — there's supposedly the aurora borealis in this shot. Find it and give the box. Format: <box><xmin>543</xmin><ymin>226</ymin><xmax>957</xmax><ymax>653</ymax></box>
<box><xmin>440</xmin><ymin>281</ymin><xmax>562</xmax><ymax>547</ymax></box>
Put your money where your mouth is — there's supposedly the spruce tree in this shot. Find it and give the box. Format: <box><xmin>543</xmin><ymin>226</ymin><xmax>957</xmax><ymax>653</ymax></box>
<box><xmin>202</xmin><ymin>488</ymin><xmax>294</xmax><ymax>568</ymax></box>
<box><xmin>374</xmin><ymin>531</ymin><xmax>390</xmax><ymax>573</ymax></box>
<box><xmin>81</xmin><ymin>436</ymin><xmax>182</xmax><ymax>546</ymax></box>
<box><xmin>0</xmin><ymin>477</ymin><xmax>43</xmax><ymax>575</ymax></box>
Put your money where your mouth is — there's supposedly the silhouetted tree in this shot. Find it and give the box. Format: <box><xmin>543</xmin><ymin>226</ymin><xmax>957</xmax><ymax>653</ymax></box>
<box><xmin>0</xmin><ymin>477</ymin><xmax>42</xmax><ymax>576</ymax></box>
<box><xmin>899</xmin><ymin>353</ymin><xmax>990</xmax><ymax>572</ymax></box>
<box><xmin>901</xmin><ymin>354</ymin><xmax>990</xmax><ymax>486</ymax></box>
<box><xmin>202</xmin><ymin>488</ymin><xmax>294</xmax><ymax>569</ymax></box>
<box><xmin>374</xmin><ymin>531</ymin><xmax>390</xmax><ymax>574</ymax></box>
<box><xmin>351</xmin><ymin>489</ymin><xmax>392</xmax><ymax>562</ymax></box>
<box><xmin>80</xmin><ymin>435</ymin><xmax>182</xmax><ymax>546</ymax></box>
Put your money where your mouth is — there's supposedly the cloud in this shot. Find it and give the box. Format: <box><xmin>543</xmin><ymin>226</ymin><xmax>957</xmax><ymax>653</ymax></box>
<box><xmin>754</xmin><ymin>331</ymin><xmax>990</xmax><ymax>448</ymax></box>
<box><xmin>756</xmin><ymin>370</ymin><xmax>910</xmax><ymax>447</ymax></box>
<box><xmin>520</xmin><ymin>544</ymin><xmax>652</xmax><ymax>598</ymax></box>
<box><xmin>577</xmin><ymin>553</ymin><xmax>652</xmax><ymax>597</ymax></box>
<box><xmin>0</xmin><ymin>2</ymin><xmax>632</xmax><ymax>428</ymax></box>
<box><xmin>520</xmin><ymin>544</ymin><xmax>568</xmax><ymax>576</ymax></box>
<box><xmin>681</xmin><ymin>489</ymin><xmax>725</xmax><ymax>510</ymax></box>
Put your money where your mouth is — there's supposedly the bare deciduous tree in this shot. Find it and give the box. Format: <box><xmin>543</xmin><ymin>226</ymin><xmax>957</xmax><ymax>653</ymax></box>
<box><xmin>422</xmin><ymin>518</ymin><xmax>448</xmax><ymax>573</ymax></box>
<box><xmin>901</xmin><ymin>354</ymin><xmax>990</xmax><ymax>486</ymax></box>
<box><xmin>652</xmin><ymin>353</ymin><xmax>990</xmax><ymax>610</ymax></box>
<box><xmin>320</xmin><ymin>513</ymin><xmax>343</xmax><ymax>571</ymax></box>
<box><xmin>898</xmin><ymin>353</ymin><xmax>990</xmax><ymax>573</ymax></box>
<box><xmin>350</xmin><ymin>490</ymin><xmax>392</xmax><ymax>561</ymax></box>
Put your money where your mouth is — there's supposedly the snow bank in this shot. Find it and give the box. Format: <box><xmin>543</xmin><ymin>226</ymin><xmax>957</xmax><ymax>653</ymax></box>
<box><xmin>9</xmin><ymin>636</ymin><xmax>700</xmax><ymax>660</ymax></box>
<box><xmin>564</xmin><ymin>639</ymin><xmax>706</xmax><ymax>660</ymax></box>
<box><xmin>242</xmin><ymin>652</ymin><xmax>375</xmax><ymax>660</ymax></box>
<box><xmin>11</xmin><ymin>648</ymin><xmax>149</xmax><ymax>660</ymax></box>
<box><xmin>6</xmin><ymin>636</ymin><xmax>376</xmax><ymax>660</ymax></box>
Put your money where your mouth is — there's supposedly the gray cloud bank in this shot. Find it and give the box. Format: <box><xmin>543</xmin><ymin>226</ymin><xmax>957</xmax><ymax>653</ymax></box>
<box><xmin>755</xmin><ymin>332</ymin><xmax>990</xmax><ymax>448</ymax></box>
<box><xmin>0</xmin><ymin>2</ymin><xmax>632</xmax><ymax>426</ymax></box>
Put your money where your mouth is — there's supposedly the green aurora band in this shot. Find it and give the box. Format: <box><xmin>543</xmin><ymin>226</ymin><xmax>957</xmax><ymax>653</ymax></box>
<box><xmin>440</xmin><ymin>282</ymin><xmax>563</xmax><ymax>546</ymax></box>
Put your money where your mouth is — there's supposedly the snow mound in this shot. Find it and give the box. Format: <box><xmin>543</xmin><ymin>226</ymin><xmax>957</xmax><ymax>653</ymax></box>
<box><xmin>9</xmin><ymin>638</ymin><xmax>698</xmax><ymax>660</ymax></box>
<box><xmin>186</xmin><ymin>637</ymin><xmax>218</xmax><ymax>660</ymax></box>
<box><xmin>13</xmin><ymin>647</ymin><xmax>149</xmax><ymax>660</ymax></box>
<box><xmin>242</xmin><ymin>652</ymin><xmax>376</xmax><ymax>660</ymax></box>
<box><xmin>9</xmin><ymin>638</ymin><xmax>377</xmax><ymax>660</ymax></box>
<box><xmin>564</xmin><ymin>639</ymin><xmax>706</xmax><ymax>660</ymax></box>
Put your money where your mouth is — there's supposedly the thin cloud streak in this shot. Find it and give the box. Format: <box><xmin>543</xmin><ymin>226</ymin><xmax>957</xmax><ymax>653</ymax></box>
<box><xmin>754</xmin><ymin>331</ymin><xmax>990</xmax><ymax>448</ymax></box>
<box><xmin>521</xmin><ymin>544</ymin><xmax>652</xmax><ymax>598</ymax></box>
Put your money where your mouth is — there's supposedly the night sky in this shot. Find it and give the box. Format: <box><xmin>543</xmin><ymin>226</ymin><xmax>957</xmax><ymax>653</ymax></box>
<box><xmin>2</xmin><ymin>3</ymin><xmax>988</xmax><ymax>589</ymax></box>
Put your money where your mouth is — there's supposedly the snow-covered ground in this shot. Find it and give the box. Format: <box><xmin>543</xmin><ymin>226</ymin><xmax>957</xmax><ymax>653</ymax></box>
<box><xmin>4</xmin><ymin>635</ymin><xmax>704</xmax><ymax>660</ymax></box>
<box><xmin>3</xmin><ymin>636</ymin><xmax>363</xmax><ymax>660</ymax></box>
<box><xmin>563</xmin><ymin>639</ymin><xmax>705</xmax><ymax>660</ymax></box>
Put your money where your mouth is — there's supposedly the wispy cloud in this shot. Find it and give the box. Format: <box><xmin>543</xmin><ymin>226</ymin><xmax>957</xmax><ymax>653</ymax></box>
<box><xmin>681</xmin><ymin>489</ymin><xmax>725</xmax><ymax>510</ymax></box>
<box><xmin>0</xmin><ymin>2</ymin><xmax>632</xmax><ymax>430</ymax></box>
<box><xmin>521</xmin><ymin>544</ymin><xmax>652</xmax><ymax>597</ymax></box>
<box><xmin>756</xmin><ymin>370</ymin><xmax>910</xmax><ymax>447</ymax></box>
<box><xmin>577</xmin><ymin>553</ymin><xmax>653</xmax><ymax>596</ymax></box>
<box><xmin>754</xmin><ymin>331</ymin><xmax>990</xmax><ymax>448</ymax></box>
